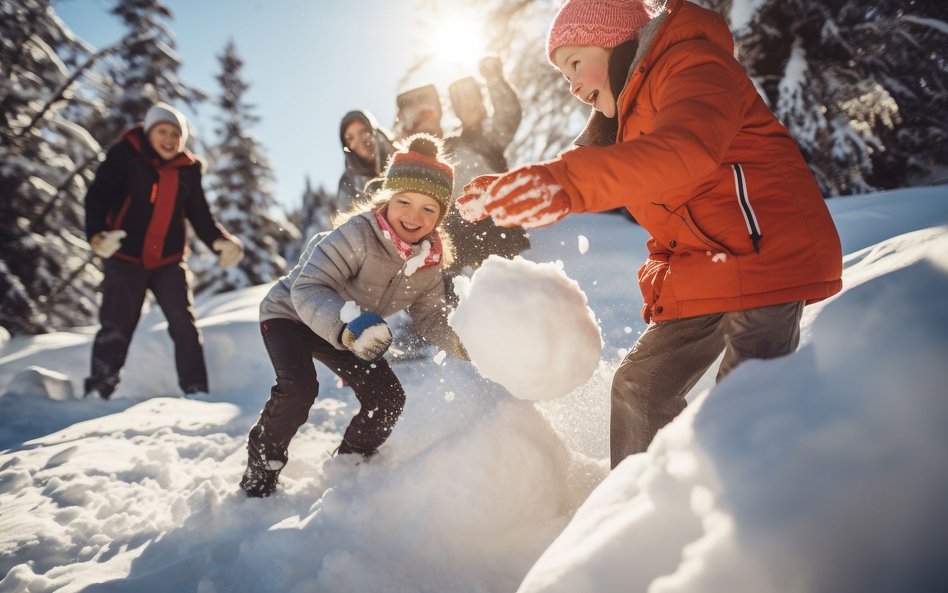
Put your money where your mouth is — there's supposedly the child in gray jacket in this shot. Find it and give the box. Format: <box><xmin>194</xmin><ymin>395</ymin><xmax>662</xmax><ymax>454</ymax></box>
<box><xmin>241</xmin><ymin>135</ymin><xmax>466</xmax><ymax>498</ymax></box>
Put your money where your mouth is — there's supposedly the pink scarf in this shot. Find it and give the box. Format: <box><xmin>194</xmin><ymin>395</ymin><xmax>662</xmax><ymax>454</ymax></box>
<box><xmin>374</xmin><ymin>210</ymin><xmax>443</xmax><ymax>270</ymax></box>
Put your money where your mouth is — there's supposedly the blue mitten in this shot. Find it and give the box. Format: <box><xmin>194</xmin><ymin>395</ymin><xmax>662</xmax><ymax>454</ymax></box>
<box><xmin>341</xmin><ymin>312</ymin><xmax>393</xmax><ymax>362</ymax></box>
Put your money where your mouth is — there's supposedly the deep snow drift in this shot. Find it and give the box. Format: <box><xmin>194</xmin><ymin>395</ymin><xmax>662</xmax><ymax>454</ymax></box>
<box><xmin>1</xmin><ymin>185</ymin><xmax>947</xmax><ymax>592</ymax></box>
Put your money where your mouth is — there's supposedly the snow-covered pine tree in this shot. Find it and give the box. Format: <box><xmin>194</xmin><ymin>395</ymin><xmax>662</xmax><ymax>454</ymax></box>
<box><xmin>192</xmin><ymin>39</ymin><xmax>295</xmax><ymax>295</ymax></box>
<box><xmin>98</xmin><ymin>0</ymin><xmax>203</xmax><ymax>146</ymax></box>
<box><xmin>0</xmin><ymin>0</ymin><xmax>108</xmax><ymax>334</ymax></box>
<box><xmin>283</xmin><ymin>178</ymin><xmax>337</xmax><ymax>263</ymax></box>
<box><xmin>707</xmin><ymin>0</ymin><xmax>947</xmax><ymax>194</ymax></box>
<box><xmin>829</xmin><ymin>0</ymin><xmax>948</xmax><ymax>188</ymax></box>
<box><xmin>299</xmin><ymin>177</ymin><xmax>337</xmax><ymax>239</ymax></box>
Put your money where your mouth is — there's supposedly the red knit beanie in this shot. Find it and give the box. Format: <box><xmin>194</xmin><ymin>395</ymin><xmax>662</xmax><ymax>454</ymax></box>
<box><xmin>546</xmin><ymin>0</ymin><xmax>652</xmax><ymax>64</ymax></box>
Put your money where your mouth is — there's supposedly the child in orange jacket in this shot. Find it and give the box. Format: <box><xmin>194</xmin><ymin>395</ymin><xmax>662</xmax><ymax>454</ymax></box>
<box><xmin>458</xmin><ymin>0</ymin><xmax>843</xmax><ymax>467</ymax></box>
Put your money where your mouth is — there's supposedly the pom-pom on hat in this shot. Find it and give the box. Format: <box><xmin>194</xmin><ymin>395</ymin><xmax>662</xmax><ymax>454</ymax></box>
<box><xmin>382</xmin><ymin>134</ymin><xmax>455</xmax><ymax>216</ymax></box>
<box><xmin>143</xmin><ymin>102</ymin><xmax>189</xmax><ymax>147</ymax></box>
<box><xmin>546</xmin><ymin>0</ymin><xmax>652</xmax><ymax>64</ymax></box>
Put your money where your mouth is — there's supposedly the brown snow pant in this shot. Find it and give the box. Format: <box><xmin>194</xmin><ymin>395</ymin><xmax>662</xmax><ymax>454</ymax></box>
<box><xmin>610</xmin><ymin>301</ymin><xmax>804</xmax><ymax>468</ymax></box>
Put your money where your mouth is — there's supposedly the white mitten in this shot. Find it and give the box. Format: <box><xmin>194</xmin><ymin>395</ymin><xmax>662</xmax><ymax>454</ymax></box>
<box><xmin>90</xmin><ymin>230</ymin><xmax>127</xmax><ymax>258</ymax></box>
<box><xmin>213</xmin><ymin>236</ymin><xmax>244</xmax><ymax>268</ymax></box>
<box><xmin>341</xmin><ymin>312</ymin><xmax>393</xmax><ymax>362</ymax></box>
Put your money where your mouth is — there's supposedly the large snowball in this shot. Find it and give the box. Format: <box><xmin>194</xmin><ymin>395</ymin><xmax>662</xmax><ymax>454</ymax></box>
<box><xmin>450</xmin><ymin>256</ymin><xmax>602</xmax><ymax>401</ymax></box>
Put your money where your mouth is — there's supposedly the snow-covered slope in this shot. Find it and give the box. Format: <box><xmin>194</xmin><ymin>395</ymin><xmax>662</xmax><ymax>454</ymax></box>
<box><xmin>1</xmin><ymin>185</ymin><xmax>947</xmax><ymax>592</ymax></box>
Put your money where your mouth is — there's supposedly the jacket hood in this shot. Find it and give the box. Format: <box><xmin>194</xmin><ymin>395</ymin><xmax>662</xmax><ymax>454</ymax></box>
<box><xmin>122</xmin><ymin>124</ymin><xmax>196</xmax><ymax>168</ymax></box>
<box><xmin>339</xmin><ymin>110</ymin><xmax>379</xmax><ymax>147</ymax></box>
<box><xmin>574</xmin><ymin>0</ymin><xmax>734</xmax><ymax>147</ymax></box>
<box><xmin>339</xmin><ymin>110</ymin><xmax>394</xmax><ymax>178</ymax></box>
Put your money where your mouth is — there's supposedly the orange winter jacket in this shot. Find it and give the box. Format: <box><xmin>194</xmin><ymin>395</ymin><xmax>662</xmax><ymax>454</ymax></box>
<box><xmin>545</xmin><ymin>0</ymin><xmax>842</xmax><ymax>322</ymax></box>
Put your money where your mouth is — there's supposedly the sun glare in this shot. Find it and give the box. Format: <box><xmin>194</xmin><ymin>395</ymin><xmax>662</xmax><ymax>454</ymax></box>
<box><xmin>429</xmin><ymin>17</ymin><xmax>487</xmax><ymax>70</ymax></box>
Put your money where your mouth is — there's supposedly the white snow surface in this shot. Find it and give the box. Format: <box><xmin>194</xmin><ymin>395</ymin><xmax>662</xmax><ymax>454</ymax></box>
<box><xmin>1</xmin><ymin>185</ymin><xmax>947</xmax><ymax>592</ymax></box>
<box><xmin>5</xmin><ymin>365</ymin><xmax>75</xmax><ymax>401</ymax></box>
<box><xmin>451</xmin><ymin>255</ymin><xmax>603</xmax><ymax>401</ymax></box>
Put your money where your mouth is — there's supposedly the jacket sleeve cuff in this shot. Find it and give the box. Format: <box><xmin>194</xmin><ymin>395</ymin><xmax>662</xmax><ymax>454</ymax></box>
<box><xmin>544</xmin><ymin>158</ymin><xmax>587</xmax><ymax>214</ymax></box>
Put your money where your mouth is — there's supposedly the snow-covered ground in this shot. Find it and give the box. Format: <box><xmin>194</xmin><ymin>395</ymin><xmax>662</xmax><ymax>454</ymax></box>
<box><xmin>2</xmin><ymin>185</ymin><xmax>947</xmax><ymax>592</ymax></box>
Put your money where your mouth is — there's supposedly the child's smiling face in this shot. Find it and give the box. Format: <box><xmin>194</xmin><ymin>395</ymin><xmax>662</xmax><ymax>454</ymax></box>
<box><xmin>386</xmin><ymin>191</ymin><xmax>442</xmax><ymax>244</ymax></box>
<box><xmin>553</xmin><ymin>45</ymin><xmax>616</xmax><ymax>118</ymax></box>
<box><xmin>147</xmin><ymin>122</ymin><xmax>183</xmax><ymax>160</ymax></box>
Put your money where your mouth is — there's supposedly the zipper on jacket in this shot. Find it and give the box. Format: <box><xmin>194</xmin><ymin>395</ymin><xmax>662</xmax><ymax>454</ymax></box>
<box><xmin>377</xmin><ymin>261</ymin><xmax>408</xmax><ymax>314</ymax></box>
<box><xmin>732</xmin><ymin>164</ymin><xmax>762</xmax><ymax>254</ymax></box>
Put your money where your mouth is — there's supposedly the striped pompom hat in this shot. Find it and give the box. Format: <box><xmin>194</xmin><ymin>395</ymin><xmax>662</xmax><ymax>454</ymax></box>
<box><xmin>382</xmin><ymin>134</ymin><xmax>454</xmax><ymax>217</ymax></box>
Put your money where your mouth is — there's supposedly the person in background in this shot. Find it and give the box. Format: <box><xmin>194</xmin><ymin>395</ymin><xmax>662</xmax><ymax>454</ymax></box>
<box><xmin>394</xmin><ymin>58</ymin><xmax>530</xmax><ymax>281</ymax></box>
<box><xmin>84</xmin><ymin>102</ymin><xmax>244</xmax><ymax>399</ymax></box>
<box><xmin>240</xmin><ymin>134</ymin><xmax>467</xmax><ymax>498</ymax></box>
<box><xmin>337</xmin><ymin>110</ymin><xmax>395</xmax><ymax>213</ymax></box>
<box><xmin>442</xmin><ymin>56</ymin><xmax>530</xmax><ymax>275</ymax></box>
<box><xmin>458</xmin><ymin>0</ymin><xmax>843</xmax><ymax>467</ymax></box>
<box><xmin>393</xmin><ymin>84</ymin><xmax>443</xmax><ymax>141</ymax></box>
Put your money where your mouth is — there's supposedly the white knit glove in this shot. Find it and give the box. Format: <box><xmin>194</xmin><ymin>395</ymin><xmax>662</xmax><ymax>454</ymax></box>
<box><xmin>213</xmin><ymin>236</ymin><xmax>244</xmax><ymax>268</ymax></box>
<box><xmin>89</xmin><ymin>230</ymin><xmax>127</xmax><ymax>258</ymax></box>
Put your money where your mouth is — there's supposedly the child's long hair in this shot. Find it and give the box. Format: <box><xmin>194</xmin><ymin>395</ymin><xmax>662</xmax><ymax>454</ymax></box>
<box><xmin>331</xmin><ymin>187</ymin><xmax>456</xmax><ymax>268</ymax></box>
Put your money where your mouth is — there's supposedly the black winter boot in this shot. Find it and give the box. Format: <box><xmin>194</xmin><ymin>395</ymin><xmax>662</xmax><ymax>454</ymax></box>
<box><xmin>83</xmin><ymin>376</ymin><xmax>116</xmax><ymax>400</ymax></box>
<box><xmin>336</xmin><ymin>438</ymin><xmax>378</xmax><ymax>460</ymax></box>
<box><xmin>239</xmin><ymin>425</ymin><xmax>287</xmax><ymax>498</ymax></box>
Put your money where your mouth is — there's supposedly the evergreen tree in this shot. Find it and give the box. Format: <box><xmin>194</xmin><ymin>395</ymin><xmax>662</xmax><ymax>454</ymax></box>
<box><xmin>284</xmin><ymin>178</ymin><xmax>337</xmax><ymax>263</ymax></box>
<box><xmin>193</xmin><ymin>39</ymin><xmax>295</xmax><ymax>295</ymax></box>
<box><xmin>99</xmin><ymin>0</ymin><xmax>203</xmax><ymax>145</ymax></box>
<box><xmin>722</xmin><ymin>0</ymin><xmax>948</xmax><ymax>195</ymax></box>
<box><xmin>0</xmin><ymin>0</ymin><xmax>107</xmax><ymax>334</ymax></box>
<box><xmin>299</xmin><ymin>177</ymin><xmax>337</xmax><ymax>239</ymax></box>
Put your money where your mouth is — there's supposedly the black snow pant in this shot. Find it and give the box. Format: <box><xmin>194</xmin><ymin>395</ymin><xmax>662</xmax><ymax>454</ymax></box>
<box><xmin>248</xmin><ymin>318</ymin><xmax>406</xmax><ymax>464</ymax></box>
<box><xmin>85</xmin><ymin>258</ymin><xmax>207</xmax><ymax>397</ymax></box>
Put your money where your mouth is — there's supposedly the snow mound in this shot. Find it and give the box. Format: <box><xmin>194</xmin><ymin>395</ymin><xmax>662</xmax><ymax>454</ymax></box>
<box><xmin>516</xmin><ymin>227</ymin><xmax>948</xmax><ymax>593</ymax></box>
<box><xmin>3</xmin><ymin>365</ymin><xmax>76</xmax><ymax>400</ymax></box>
<box><xmin>450</xmin><ymin>256</ymin><xmax>603</xmax><ymax>401</ymax></box>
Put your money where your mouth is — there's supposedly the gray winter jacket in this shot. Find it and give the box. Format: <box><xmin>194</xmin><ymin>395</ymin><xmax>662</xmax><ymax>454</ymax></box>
<box><xmin>260</xmin><ymin>211</ymin><xmax>466</xmax><ymax>358</ymax></box>
<box><xmin>445</xmin><ymin>71</ymin><xmax>522</xmax><ymax>195</ymax></box>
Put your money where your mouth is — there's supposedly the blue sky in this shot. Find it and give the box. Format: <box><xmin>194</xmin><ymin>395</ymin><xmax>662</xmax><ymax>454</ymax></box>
<box><xmin>56</xmin><ymin>0</ymin><xmax>488</xmax><ymax>212</ymax></box>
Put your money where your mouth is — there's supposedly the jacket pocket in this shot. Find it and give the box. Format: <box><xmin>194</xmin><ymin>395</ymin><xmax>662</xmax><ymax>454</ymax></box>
<box><xmin>637</xmin><ymin>255</ymin><xmax>668</xmax><ymax>323</ymax></box>
<box><xmin>676</xmin><ymin>205</ymin><xmax>733</xmax><ymax>255</ymax></box>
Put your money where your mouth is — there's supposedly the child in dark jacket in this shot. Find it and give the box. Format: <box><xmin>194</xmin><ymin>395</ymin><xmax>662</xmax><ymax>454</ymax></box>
<box><xmin>240</xmin><ymin>134</ymin><xmax>466</xmax><ymax>498</ymax></box>
<box><xmin>84</xmin><ymin>102</ymin><xmax>244</xmax><ymax>399</ymax></box>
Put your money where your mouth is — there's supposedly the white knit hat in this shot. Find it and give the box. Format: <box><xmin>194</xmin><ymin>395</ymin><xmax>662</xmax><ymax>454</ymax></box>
<box><xmin>143</xmin><ymin>102</ymin><xmax>189</xmax><ymax>147</ymax></box>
